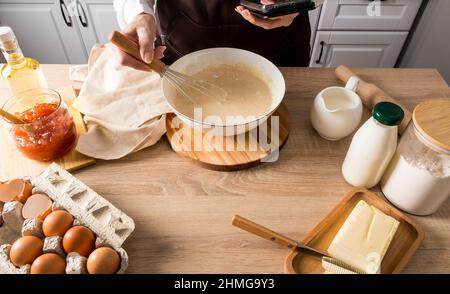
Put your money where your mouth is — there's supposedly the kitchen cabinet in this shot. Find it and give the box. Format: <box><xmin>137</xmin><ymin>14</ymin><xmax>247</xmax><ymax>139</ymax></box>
<box><xmin>310</xmin><ymin>31</ymin><xmax>408</xmax><ymax>68</ymax></box>
<box><xmin>0</xmin><ymin>0</ymin><xmax>88</xmax><ymax>63</ymax></box>
<box><xmin>74</xmin><ymin>0</ymin><xmax>121</xmax><ymax>52</ymax></box>
<box><xmin>0</xmin><ymin>0</ymin><xmax>119</xmax><ymax>64</ymax></box>
<box><xmin>319</xmin><ymin>0</ymin><xmax>423</xmax><ymax>31</ymax></box>
<box><xmin>310</xmin><ymin>0</ymin><xmax>423</xmax><ymax>67</ymax></box>
<box><xmin>308</xmin><ymin>5</ymin><xmax>322</xmax><ymax>50</ymax></box>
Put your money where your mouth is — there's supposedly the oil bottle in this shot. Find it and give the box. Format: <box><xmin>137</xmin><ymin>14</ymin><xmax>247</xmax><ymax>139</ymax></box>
<box><xmin>0</xmin><ymin>26</ymin><xmax>48</xmax><ymax>96</ymax></box>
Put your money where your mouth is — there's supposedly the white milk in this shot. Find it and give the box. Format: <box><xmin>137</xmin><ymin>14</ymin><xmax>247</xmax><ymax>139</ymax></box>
<box><xmin>381</xmin><ymin>152</ymin><xmax>450</xmax><ymax>215</ymax></box>
<box><xmin>342</xmin><ymin>117</ymin><xmax>398</xmax><ymax>188</ymax></box>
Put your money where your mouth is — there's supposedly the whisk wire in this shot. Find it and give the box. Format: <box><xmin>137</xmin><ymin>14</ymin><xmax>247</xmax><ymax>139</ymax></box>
<box><xmin>165</xmin><ymin>69</ymin><xmax>226</xmax><ymax>103</ymax></box>
<box><xmin>164</xmin><ymin>75</ymin><xmax>195</xmax><ymax>104</ymax></box>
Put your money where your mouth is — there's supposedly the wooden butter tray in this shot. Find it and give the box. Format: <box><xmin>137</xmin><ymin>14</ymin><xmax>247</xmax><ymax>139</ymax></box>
<box><xmin>285</xmin><ymin>188</ymin><xmax>425</xmax><ymax>274</ymax></box>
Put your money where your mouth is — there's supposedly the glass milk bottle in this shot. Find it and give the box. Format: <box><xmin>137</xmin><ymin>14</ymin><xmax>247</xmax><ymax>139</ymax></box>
<box><xmin>381</xmin><ymin>100</ymin><xmax>450</xmax><ymax>215</ymax></box>
<box><xmin>342</xmin><ymin>102</ymin><xmax>404</xmax><ymax>188</ymax></box>
<box><xmin>0</xmin><ymin>26</ymin><xmax>48</xmax><ymax>96</ymax></box>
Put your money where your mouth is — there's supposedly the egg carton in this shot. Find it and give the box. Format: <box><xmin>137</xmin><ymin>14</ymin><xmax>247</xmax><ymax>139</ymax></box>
<box><xmin>0</xmin><ymin>163</ymin><xmax>135</xmax><ymax>274</ymax></box>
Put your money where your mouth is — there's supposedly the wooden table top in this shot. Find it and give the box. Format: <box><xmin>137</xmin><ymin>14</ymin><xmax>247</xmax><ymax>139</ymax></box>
<box><xmin>1</xmin><ymin>65</ymin><xmax>449</xmax><ymax>274</ymax></box>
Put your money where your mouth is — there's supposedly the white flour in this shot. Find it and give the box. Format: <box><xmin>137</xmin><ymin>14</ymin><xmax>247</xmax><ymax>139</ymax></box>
<box><xmin>381</xmin><ymin>149</ymin><xmax>450</xmax><ymax>215</ymax></box>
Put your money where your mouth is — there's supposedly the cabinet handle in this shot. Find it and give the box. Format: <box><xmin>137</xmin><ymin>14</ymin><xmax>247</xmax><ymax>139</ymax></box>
<box><xmin>76</xmin><ymin>0</ymin><xmax>88</xmax><ymax>27</ymax></box>
<box><xmin>60</xmin><ymin>0</ymin><xmax>72</xmax><ymax>27</ymax></box>
<box><xmin>315</xmin><ymin>41</ymin><xmax>326</xmax><ymax>64</ymax></box>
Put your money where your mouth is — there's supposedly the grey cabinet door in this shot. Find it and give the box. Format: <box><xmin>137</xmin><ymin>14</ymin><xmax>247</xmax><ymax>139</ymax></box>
<box><xmin>75</xmin><ymin>0</ymin><xmax>120</xmax><ymax>54</ymax></box>
<box><xmin>310</xmin><ymin>31</ymin><xmax>408</xmax><ymax>68</ymax></box>
<box><xmin>0</xmin><ymin>0</ymin><xmax>88</xmax><ymax>63</ymax></box>
<box><xmin>319</xmin><ymin>0</ymin><xmax>422</xmax><ymax>31</ymax></box>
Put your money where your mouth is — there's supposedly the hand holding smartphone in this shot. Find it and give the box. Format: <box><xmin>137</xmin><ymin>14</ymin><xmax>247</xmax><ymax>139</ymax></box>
<box><xmin>240</xmin><ymin>0</ymin><xmax>317</xmax><ymax>19</ymax></box>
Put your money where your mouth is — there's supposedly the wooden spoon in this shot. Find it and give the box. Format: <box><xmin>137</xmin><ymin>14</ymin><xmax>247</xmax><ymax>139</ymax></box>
<box><xmin>0</xmin><ymin>108</ymin><xmax>25</xmax><ymax>124</ymax></box>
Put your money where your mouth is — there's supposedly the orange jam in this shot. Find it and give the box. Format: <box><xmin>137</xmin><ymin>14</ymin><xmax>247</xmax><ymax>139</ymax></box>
<box><xmin>11</xmin><ymin>103</ymin><xmax>77</xmax><ymax>161</ymax></box>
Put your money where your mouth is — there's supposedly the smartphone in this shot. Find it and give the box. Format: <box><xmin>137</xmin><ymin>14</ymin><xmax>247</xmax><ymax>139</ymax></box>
<box><xmin>240</xmin><ymin>0</ymin><xmax>317</xmax><ymax>18</ymax></box>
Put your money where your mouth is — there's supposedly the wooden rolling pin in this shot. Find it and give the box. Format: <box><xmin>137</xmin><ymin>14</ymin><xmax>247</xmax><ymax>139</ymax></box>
<box><xmin>335</xmin><ymin>65</ymin><xmax>412</xmax><ymax>134</ymax></box>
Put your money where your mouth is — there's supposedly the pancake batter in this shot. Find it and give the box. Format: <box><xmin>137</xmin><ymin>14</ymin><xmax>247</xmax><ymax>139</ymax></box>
<box><xmin>172</xmin><ymin>64</ymin><xmax>272</xmax><ymax>124</ymax></box>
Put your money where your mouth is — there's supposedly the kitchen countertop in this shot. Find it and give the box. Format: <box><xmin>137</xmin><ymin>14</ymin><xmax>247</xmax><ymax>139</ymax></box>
<box><xmin>1</xmin><ymin>65</ymin><xmax>449</xmax><ymax>274</ymax></box>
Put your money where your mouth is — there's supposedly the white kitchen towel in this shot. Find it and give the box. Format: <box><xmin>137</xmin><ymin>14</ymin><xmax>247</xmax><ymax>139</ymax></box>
<box><xmin>70</xmin><ymin>44</ymin><xmax>172</xmax><ymax>160</ymax></box>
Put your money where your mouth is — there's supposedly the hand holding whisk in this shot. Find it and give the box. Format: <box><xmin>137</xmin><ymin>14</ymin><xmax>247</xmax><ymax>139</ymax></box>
<box><xmin>109</xmin><ymin>31</ymin><xmax>227</xmax><ymax>104</ymax></box>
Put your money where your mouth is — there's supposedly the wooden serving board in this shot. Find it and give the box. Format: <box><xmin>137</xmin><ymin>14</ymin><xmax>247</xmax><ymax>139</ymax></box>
<box><xmin>165</xmin><ymin>103</ymin><xmax>290</xmax><ymax>171</ymax></box>
<box><xmin>284</xmin><ymin>188</ymin><xmax>424</xmax><ymax>274</ymax></box>
<box><xmin>0</xmin><ymin>87</ymin><xmax>95</xmax><ymax>180</ymax></box>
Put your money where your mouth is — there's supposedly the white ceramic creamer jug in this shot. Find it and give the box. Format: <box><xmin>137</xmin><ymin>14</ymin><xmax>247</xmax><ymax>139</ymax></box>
<box><xmin>310</xmin><ymin>77</ymin><xmax>363</xmax><ymax>141</ymax></box>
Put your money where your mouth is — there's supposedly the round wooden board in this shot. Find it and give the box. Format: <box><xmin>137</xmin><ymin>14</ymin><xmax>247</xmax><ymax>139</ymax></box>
<box><xmin>165</xmin><ymin>103</ymin><xmax>291</xmax><ymax>171</ymax></box>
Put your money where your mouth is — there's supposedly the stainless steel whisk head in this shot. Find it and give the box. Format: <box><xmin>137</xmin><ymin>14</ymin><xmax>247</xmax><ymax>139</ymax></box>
<box><xmin>162</xmin><ymin>68</ymin><xmax>227</xmax><ymax>104</ymax></box>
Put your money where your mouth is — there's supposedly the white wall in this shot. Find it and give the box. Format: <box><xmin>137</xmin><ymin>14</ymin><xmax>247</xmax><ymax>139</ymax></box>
<box><xmin>400</xmin><ymin>0</ymin><xmax>450</xmax><ymax>84</ymax></box>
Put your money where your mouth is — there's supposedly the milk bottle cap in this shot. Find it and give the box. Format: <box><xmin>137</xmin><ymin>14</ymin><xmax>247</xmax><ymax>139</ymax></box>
<box><xmin>372</xmin><ymin>102</ymin><xmax>404</xmax><ymax>126</ymax></box>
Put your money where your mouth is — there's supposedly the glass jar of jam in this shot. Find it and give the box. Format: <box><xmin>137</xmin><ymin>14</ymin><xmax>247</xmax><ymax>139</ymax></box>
<box><xmin>2</xmin><ymin>88</ymin><xmax>77</xmax><ymax>161</ymax></box>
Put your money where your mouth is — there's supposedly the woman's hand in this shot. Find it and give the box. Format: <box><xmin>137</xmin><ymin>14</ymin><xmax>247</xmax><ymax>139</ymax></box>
<box><xmin>235</xmin><ymin>0</ymin><xmax>299</xmax><ymax>30</ymax></box>
<box><xmin>115</xmin><ymin>13</ymin><xmax>166</xmax><ymax>71</ymax></box>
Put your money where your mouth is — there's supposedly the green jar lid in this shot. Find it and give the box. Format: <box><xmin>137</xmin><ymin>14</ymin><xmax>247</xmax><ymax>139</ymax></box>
<box><xmin>372</xmin><ymin>102</ymin><xmax>404</xmax><ymax>126</ymax></box>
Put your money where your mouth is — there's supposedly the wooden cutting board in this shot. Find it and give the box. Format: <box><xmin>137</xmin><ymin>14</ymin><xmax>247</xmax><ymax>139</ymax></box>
<box><xmin>0</xmin><ymin>87</ymin><xmax>95</xmax><ymax>180</ymax></box>
<box><xmin>166</xmin><ymin>103</ymin><xmax>290</xmax><ymax>171</ymax></box>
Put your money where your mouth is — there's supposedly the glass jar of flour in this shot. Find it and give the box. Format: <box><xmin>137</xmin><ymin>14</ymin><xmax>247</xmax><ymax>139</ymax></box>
<box><xmin>381</xmin><ymin>100</ymin><xmax>450</xmax><ymax>215</ymax></box>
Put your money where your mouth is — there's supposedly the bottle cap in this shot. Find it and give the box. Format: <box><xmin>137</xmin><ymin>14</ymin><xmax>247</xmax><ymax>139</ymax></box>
<box><xmin>372</xmin><ymin>102</ymin><xmax>404</xmax><ymax>126</ymax></box>
<box><xmin>0</xmin><ymin>26</ymin><xmax>15</xmax><ymax>43</ymax></box>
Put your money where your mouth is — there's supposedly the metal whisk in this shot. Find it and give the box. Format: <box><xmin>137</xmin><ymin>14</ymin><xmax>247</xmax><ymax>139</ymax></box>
<box><xmin>109</xmin><ymin>31</ymin><xmax>226</xmax><ymax>103</ymax></box>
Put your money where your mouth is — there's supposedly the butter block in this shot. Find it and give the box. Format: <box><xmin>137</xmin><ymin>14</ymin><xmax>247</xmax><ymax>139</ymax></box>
<box><xmin>322</xmin><ymin>257</ymin><xmax>359</xmax><ymax>274</ymax></box>
<box><xmin>328</xmin><ymin>200</ymin><xmax>399</xmax><ymax>274</ymax></box>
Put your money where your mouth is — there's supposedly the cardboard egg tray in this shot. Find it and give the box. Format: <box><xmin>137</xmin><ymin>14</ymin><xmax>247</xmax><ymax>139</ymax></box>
<box><xmin>0</xmin><ymin>163</ymin><xmax>135</xmax><ymax>274</ymax></box>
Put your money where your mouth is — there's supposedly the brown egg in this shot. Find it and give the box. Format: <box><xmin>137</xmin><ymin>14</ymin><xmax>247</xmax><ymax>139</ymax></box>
<box><xmin>43</xmin><ymin>210</ymin><xmax>74</xmax><ymax>237</ymax></box>
<box><xmin>22</xmin><ymin>194</ymin><xmax>53</xmax><ymax>220</ymax></box>
<box><xmin>31</xmin><ymin>253</ymin><xmax>66</xmax><ymax>274</ymax></box>
<box><xmin>10</xmin><ymin>236</ymin><xmax>43</xmax><ymax>267</ymax></box>
<box><xmin>87</xmin><ymin>247</ymin><xmax>121</xmax><ymax>274</ymax></box>
<box><xmin>63</xmin><ymin>226</ymin><xmax>95</xmax><ymax>257</ymax></box>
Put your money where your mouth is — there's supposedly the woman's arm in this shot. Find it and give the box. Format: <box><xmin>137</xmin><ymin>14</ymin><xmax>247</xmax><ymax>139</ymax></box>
<box><xmin>113</xmin><ymin>0</ymin><xmax>155</xmax><ymax>29</ymax></box>
<box><xmin>113</xmin><ymin>0</ymin><xmax>165</xmax><ymax>71</ymax></box>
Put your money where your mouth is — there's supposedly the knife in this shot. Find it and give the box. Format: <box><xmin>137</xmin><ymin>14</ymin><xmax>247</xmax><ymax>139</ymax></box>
<box><xmin>231</xmin><ymin>215</ymin><xmax>365</xmax><ymax>273</ymax></box>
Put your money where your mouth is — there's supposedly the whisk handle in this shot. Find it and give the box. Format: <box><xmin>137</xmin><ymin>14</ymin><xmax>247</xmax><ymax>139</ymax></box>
<box><xmin>109</xmin><ymin>30</ymin><xmax>166</xmax><ymax>75</ymax></box>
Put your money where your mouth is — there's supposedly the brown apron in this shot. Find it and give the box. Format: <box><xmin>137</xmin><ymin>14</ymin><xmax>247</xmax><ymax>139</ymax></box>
<box><xmin>156</xmin><ymin>0</ymin><xmax>311</xmax><ymax>66</ymax></box>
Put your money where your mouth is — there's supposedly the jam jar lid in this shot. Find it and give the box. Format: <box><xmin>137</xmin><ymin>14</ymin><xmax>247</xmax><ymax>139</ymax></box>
<box><xmin>413</xmin><ymin>99</ymin><xmax>450</xmax><ymax>154</ymax></box>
